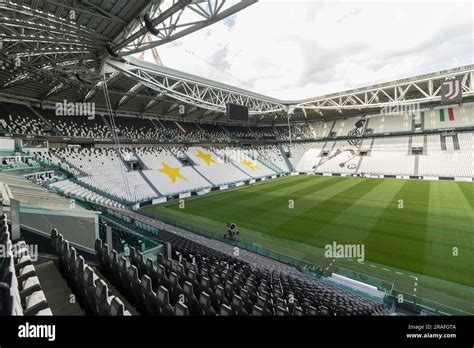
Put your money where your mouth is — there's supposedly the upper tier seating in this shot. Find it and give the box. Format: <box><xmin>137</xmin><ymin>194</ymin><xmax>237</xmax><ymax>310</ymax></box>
<box><xmin>332</xmin><ymin>118</ymin><xmax>367</xmax><ymax>137</ymax></box>
<box><xmin>40</xmin><ymin>108</ymin><xmax>110</xmax><ymax>138</ymax></box>
<box><xmin>367</xmin><ymin>113</ymin><xmax>413</xmax><ymax>134</ymax></box>
<box><xmin>0</xmin><ymin>103</ymin><xmax>47</xmax><ymax>136</ymax></box>
<box><xmin>111</xmin><ymin>117</ymin><xmax>164</xmax><ymax>140</ymax></box>
<box><xmin>424</xmin><ymin>105</ymin><xmax>474</xmax><ymax>130</ymax></box>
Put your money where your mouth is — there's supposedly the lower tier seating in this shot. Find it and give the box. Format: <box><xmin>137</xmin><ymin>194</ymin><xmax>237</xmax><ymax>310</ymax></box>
<box><xmin>50</xmin><ymin>229</ymin><xmax>132</xmax><ymax>316</ymax></box>
<box><xmin>94</xmin><ymin>226</ymin><xmax>387</xmax><ymax>316</ymax></box>
<box><xmin>0</xmin><ymin>214</ymin><xmax>52</xmax><ymax>315</ymax></box>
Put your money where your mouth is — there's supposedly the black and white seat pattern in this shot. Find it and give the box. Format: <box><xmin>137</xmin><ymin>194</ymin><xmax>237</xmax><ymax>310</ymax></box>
<box><xmin>0</xmin><ymin>214</ymin><xmax>52</xmax><ymax>315</ymax></box>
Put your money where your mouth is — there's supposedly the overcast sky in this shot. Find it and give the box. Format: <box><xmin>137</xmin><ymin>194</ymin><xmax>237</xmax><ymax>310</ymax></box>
<box><xmin>155</xmin><ymin>0</ymin><xmax>474</xmax><ymax>100</ymax></box>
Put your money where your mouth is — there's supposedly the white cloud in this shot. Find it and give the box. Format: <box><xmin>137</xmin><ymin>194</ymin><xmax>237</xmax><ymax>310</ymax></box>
<box><xmin>156</xmin><ymin>0</ymin><xmax>474</xmax><ymax>100</ymax></box>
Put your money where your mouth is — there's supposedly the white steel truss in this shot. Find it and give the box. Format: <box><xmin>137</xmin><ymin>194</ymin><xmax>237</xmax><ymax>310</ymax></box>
<box><xmin>109</xmin><ymin>0</ymin><xmax>257</xmax><ymax>57</ymax></box>
<box><xmin>292</xmin><ymin>65</ymin><xmax>474</xmax><ymax>113</ymax></box>
<box><xmin>107</xmin><ymin>58</ymin><xmax>287</xmax><ymax>115</ymax></box>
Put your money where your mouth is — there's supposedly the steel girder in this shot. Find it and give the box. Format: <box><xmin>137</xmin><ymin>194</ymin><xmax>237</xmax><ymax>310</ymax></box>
<box><xmin>106</xmin><ymin>58</ymin><xmax>474</xmax><ymax>119</ymax></box>
<box><xmin>292</xmin><ymin>65</ymin><xmax>474</xmax><ymax>113</ymax></box>
<box><xmin>0</xmin><ymin>0</ymin><xmax>256</xmax><ymax>90</ymax></box>
<box><xmin>106</xmin><ymin>58</ymin><xmax>287</xmax><ymax>116</ymax></box>
<box><xmin>109</xmin><ymin>0</ymin><xmax>258</xmax><ymax>57</ymax></box>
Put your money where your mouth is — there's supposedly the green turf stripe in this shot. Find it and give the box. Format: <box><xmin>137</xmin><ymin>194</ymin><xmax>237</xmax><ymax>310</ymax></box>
<box><xmin>456</xmin><ymin>182</ymin><xmax>474</xmax><ymax>210</ymax></box>
<box><xmin>176</xmin><ymin>176</ymin><xmax>341</xmax><ymax>219</ymax></box>
<box><xmin>141</xmin><ymin>176</ymin><xmax>474</xmax><ymax>293</ymax></box>
<box><xmin>424</xmin><ymin>182</ymin><xmax>474</xmax><ymax>286</ymax></box>
<box><xmin>364</xmin><ymin>180</ymin><xmax>431</xmax><ymax>274</ymax></box>
<box><xmin>264</xmin><ymin>178</ymin><xmax>383</xmax><ymax>244</ymax></box>
<box><xmin>314</xmin><ymin>179</ymin><xmax>406</xmax><ymax>246</ymax></box>
<box><xmin>166</xmin><ymin>175</ymin><xmax>312</xmax><ymax>210</ymax></box>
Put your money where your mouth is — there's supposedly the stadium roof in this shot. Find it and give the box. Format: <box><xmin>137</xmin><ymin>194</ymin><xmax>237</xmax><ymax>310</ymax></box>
<box><xmin>0</xmin><ymin>0</ymin><xmax>473</xmax><ymax>125</ymax></box>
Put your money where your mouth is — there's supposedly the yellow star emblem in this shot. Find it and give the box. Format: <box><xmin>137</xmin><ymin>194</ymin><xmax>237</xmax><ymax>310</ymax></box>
<box><xmin>241</xmin><ymin>158</ymin><xmax>258</xmax><ymax>170</ymax></box>
<box><xmin>157</xmin><ymin>162</ymin><xmax>188</xmax><ymax>183</ymax></box>
<box><xmin>195</xmin><ymin>150</ymin><xmax>217</xmax><ymax>166</ymax></box>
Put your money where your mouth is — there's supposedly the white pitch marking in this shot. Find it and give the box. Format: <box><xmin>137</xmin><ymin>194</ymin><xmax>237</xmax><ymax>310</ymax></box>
<box><xmin>395</xmin><ymin>271</ymin><xmax>404</xmax><ymax>275</ymax></box>
<box><xmin>382</xmin><ymin>268</ymin><xmax>390</xmax><ymax>271</ymax></box>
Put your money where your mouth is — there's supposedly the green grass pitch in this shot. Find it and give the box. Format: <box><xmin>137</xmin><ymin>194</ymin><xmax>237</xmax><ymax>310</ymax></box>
<box><xmin>141</xmin><ymin>175</ymin><xmax>474</xmax><ymax>311</ymax></box>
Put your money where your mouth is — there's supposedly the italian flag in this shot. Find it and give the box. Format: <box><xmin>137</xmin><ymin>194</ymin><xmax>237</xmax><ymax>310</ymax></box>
<box><xmin>439</xmin><ymin>107</ymin><xmax>455</xmax><ymax>122</ymax></box>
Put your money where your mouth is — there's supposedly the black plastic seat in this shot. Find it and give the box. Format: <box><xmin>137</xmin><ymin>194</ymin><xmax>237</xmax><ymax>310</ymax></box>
<box><xmin>129</xmin><ymin>247</ymin><xmax>138</xmax><ymax>268</ymax></box>
<box><xmin>146</xmin><ymin>260</ymin><xmax>160</xmax><ymax>292</ymax></box>
<box><xmin>83</xmin><ymin>266</ymin><xmax>97</xmax><ymax>315</ymax></box>
<box><xmin>168</xmin><ymin>272</ymin><xmax>183</xmax><ymax>306</ymax></box>
<box><xmin>174</xmin><ymin>301</ymin><xmax>189</xmax><ymax>316</ymax></box>
<box><xmin>230</xmin><ymin>294</ymin><xmax>248</xmax><ymax>315</ymax></box>
<box><xmin>65</xmin><ymin>247</ymin><xmax>77</xmax><ymax>290</ymax></box>
<box><xmin>224</xmin><ymin>280</ymin><xmax>234</xmax><ymax>301</ymax></box>
<box><xmin>73</xmin><ymin>255</ymin><xmax>85</xmax><ymax>306</ymax></box>
<box><xmin>275</xmin><ymin>305</ymin><xmax>289</xmax><ymax>316</ymax></box>
<box><xmin>294</xmin><ymin>306</ymin><xmax>304</xmax><ymax>316</ymax></box>
<box><xmin>60</xmin><ymin>240</ymin><xmax>70</xmax><ymax>278</ymax></box>
<box><xmin>239</xmin><ymin>288</ymin><xmax>254</xmax><ymax>314</ymax></box>
<box><xmin>101</xmin><ymin>244</ymin><xmax>111</xmax><ymax>278</ymax></box>
<box><xmin>157</xmin><ymin>264</ymin><xmax>171</xmax><ymax>290</ymax></box>
<box><xmin>156</xmin><ymin>286</ymin><xmax>174</xmax><ymax>315</ymax></box>
<box><xmin>251</xmin><ymin>305</ymin><xmax>264</xmax><ymax>316</ymax></box>
<box><xmin>144</xmin><ymin>259</ymin><xmax>154</xmax><ymax>278</ymax></box>
<box><xmin>200</xmin><ymin>276</ymin><xmax>212</xmax><ymax>296</ymax></box>
<box><xmin>142</xmin><ymin>275</ymin><xmax>159</xmax><ymax>316</ymax></box>
<box><xmin>129</xmin><ymin>266</ymin><xmax>145</xmax><ymax>314</ymax></box>
<box><xmin>50</xmin><ymin>228</ymin><xmax>58</xmax><ymax>250</ymax></box>
<box><xmin>182</xmin><ymin>281</ymin><xmax>201</xmax><ymax>315</ymax></box>
<box><xmin>94</xmin><ymin>239</ymin><xmax>103</xmax><ymax>270</ymax></box>
<box><xmin>198</xmin><ymin>291</ymin><xmax>216</xmax><ymax>316</ymax></box>
<box><xmin>109</xmin><ymin>250</ymin><xmax>122</xmax><ymax>292</ymax></box>
<box><xmin>256</xmin><ymin>296</ymin><xmax>272</xmax><ymax>315</ymax></box>
<box><xmin>118</xmin><ymin>257</ymin><xmax>133</xmax><ymax>304</ymax></box>
<box><xmin>54</xmin><ymin>234</ymin><xmax>63</xmax><ymax>269</ymax></box>
<box><xmin>110</xmin><ymin>297</ymin><xmax>128</xmax><ymax>316</ymax></box>
<box><xmin>94</xmin><ymin>279</ymin><xmax>112</xmax><ymax>315</ymax></box>
<box><xmin>137</xmin><ymin>253</ymin><xmax>147</xmax><ymax>279</ymax></box>
<box><xmin>219</xmin><ymin>303</ymin><xmax>233</xmax><ymax>316</ymax></box>
<box><xmin>212</xmin><ymin>285</ymin><xmax>229</xmax><ymax>310</ymax></box>
<box><xmin>210</xmin><ymin>273</ymin><xmax>221</xmax><ymax>291</ymax></box>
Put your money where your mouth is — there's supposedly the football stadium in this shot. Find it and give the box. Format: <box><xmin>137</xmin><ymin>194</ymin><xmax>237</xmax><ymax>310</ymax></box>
<box><xmin>0</xmin><ymin>0</ymin><xmax>473</xmax><ymax>335</ymax></box>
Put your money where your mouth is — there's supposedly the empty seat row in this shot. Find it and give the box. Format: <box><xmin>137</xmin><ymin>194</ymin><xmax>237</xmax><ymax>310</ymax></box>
<box><xmin>142</xmin><ymin>226</ymin><xmax>387</xmax><ymax>316</ymax></box>
<box><xmin>0</xmin><ymin>214</ymin><xmax>52</xmax><ymax>315</ymax></box>
<box><xmin>51</xmin><ymin>229</ymin><xmax>131</xmax><ymax>316</ymax></box>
